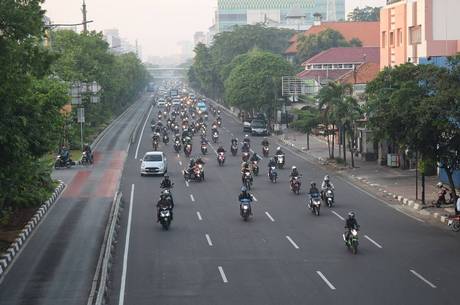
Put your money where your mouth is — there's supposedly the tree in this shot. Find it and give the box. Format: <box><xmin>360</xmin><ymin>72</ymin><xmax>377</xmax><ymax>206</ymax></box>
<box><xmin>347</xmin><ymin>6</ymin><xmax>381</xmax><ymax>21</ymax></box>
<box><xmin>296</xmin><ymin>29</ymin><xmax>362</xmax><ymax>64</ymax></box>
<box><xmin>224</xmin><ymin>50</ymin><xmax>294</xmax><ymax>114</ymax></box>
<box><xmin>0</xmin><ymin>0</ymin><xmax>69</xmax><ymax>209</ymax></box>
<box><xmin>291</xmin><ymin>107</ymin><xmax>320</xmax><ymax>150</ymax></box>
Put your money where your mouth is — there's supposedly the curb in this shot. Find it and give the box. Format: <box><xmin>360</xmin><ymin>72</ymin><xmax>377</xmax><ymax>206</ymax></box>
<box><xmin>0</xmin><ymin>181</ymin><xmax>65</xmax><ymax>278</ymax></box>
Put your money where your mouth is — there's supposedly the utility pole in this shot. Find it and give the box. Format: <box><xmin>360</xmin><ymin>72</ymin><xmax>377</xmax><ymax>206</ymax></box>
<box><xmin>82</xmin><ymin>0</ymin><xmax>88</xmax><ymax>34</ymax></box>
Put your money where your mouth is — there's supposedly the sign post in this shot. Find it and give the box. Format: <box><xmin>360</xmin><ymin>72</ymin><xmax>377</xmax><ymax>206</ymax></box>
<box><xmin>77</xmin><ymin>107</ymin><xmax>85</xmax><ymax>151</ymax></box>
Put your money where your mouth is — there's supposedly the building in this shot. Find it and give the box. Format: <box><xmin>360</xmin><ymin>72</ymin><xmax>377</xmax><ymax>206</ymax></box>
<box><xmin>104</xmin><ymin>29</ymin><xmax>139</xmax><ymax>56</ymax></box>
<box><xmin>104</xmin><ymin>29</ymin><xmax>121</xmax><ymax>50</ymax></box>
<box><xmin>216</xmin><ymin>0</ymin><xmax>345</xmax><ymax>32</ymax></box>
<box><xmin>297</xmin><ymin>47</ymin><xmax>380</xmax><ymax>94</ymax></box>
<box><xmin>380</xmin><ymin>0</ymin><xmax>460</xmax><ymax>69</ymax></box>
<box><xmin>285</xmin><ymin>20</ymin><xmax>380</xmax><ymax>63</ymax></box>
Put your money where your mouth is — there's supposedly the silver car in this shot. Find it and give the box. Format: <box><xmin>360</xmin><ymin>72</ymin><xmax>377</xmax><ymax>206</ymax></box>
<box><xmin>140</xmin><ymin>151</ymin><xmax>167</xmax><ymax>176</ymax></box>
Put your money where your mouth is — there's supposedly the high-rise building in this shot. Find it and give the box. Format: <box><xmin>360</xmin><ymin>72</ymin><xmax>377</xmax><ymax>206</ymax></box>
<box><xmin>216</xmin><ymin>0</ymin><xmax>345</xmax><ymax>32</ymax></box>
<box><xmin>194</xmin><ymin>32</ymin><xmax>207</xmax><ymax>46</ymax></box>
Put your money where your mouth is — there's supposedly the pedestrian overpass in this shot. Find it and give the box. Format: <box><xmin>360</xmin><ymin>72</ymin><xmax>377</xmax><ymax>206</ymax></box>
<box><xmin>148</xmin><ymin>67</ymin><xmax>187</xmax><ymax>80</ymax></box>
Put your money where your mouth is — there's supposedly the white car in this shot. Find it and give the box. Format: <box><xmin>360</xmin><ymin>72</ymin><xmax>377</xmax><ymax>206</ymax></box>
<box><xmin>172</xmin><ymin>98</ymin><xmax>181</xmax><ymax>106</ymax></box>
<box><xmin>157</xmin><ymin>99</ymin><xmax>166</xmax><ymax>107</ymax></box>
<box><xmin>140</xmin><ymin>151</ymin><xmax>167</xmax><ymax>176</ymax></box>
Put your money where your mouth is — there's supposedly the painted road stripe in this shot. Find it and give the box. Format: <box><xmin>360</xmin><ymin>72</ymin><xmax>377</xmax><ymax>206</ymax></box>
<box><xmin>178</xmin><ymin>160</ymin><xmax>182</xmax><ymax>166</ymax></box>
<box><xmin>134</xmin><ymin>106</ymin><xmax>153</xmax><ymax>159</ymax></box>
<box><xmin>286</xmin><ymin>236</ymin><xmax>300</xmax><ymax>249</ymax></box>
<box><xmin>196</xmin><ymin>211</ymin><xmax>202</xmax><ymax>221</ymax></box>
<box><xmin>205</xmin><ymin>234</ymin><xmax>213</xmax><ymax>246</ymax></box>
<box><xmin>252</xmin><ymin>195</ymin><xmax>258</xmax><ymax>202</ymax></box>
<box><xmin>185</xmin><ymin>181</ymin><xmax>189</xmax><ymax>187</ymax></box>
<box><xmin>410</xmin><ymin>269</ymin><xmax>437</xmax><ymax>288</ymax></box>
<box><xmin>316</xmin><ymin>271</ymin><xmax>336</xmax><ymax>290</ymax></box>
<box><xmin>190</xmin><ymin>194</ymin><xmax>195</xmax><ymax>202</ymax></box>
<box><xmin>364</xmin><ymin>235</ymin><xmax>383</xmax><ymax>249</ymax></box>
<box><xmin>119</xmin><ymin>184</ymin><xmax>135</xmax><ymax>305</ymax></box>
<box><xmin>265</xmin><ymin>211</ymin><xmax>275</xmax><ymax>222</ymax></box>
<box><xmin>218</xmin><ymin>266</ymin><xmax>228</xmax><ymax>283</ymax></box>
<box><xmin>331</xmin><ymin>211</ymin><xmax>345</xmax><ymax>221</ymax></box>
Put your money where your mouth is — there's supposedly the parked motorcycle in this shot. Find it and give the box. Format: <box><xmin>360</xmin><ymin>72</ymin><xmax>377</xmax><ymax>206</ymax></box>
<box><xmin>435</xmin><ymin>186</ymin><xmax>455</xmax><ymax>207</ymax></box>
<box><xmin>448</xmin><ymin>215</ymin><xmax>460</xmax><ymax>232</ymax></box>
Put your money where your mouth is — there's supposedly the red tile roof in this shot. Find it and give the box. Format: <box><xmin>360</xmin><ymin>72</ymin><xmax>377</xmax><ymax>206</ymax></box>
<box><xmin>284</xmin><ymin>21</ymin><xmax>380</xmax><ymax>55</ymax></box>
<box><xmin>301</xmin><ymin>47</ymin><xmax>380</xmax><ymax>66</ymax></box>
<box><xmin>337</xmin><ymin>62</ymin><xmax>380</xmax><ymax>84</ymax></box>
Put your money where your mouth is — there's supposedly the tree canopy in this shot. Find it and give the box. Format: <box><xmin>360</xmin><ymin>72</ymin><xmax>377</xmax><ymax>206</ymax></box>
<box><xmin>224</xmin><ymin>50</ymin><xmax>293</xmax><ymax>112</ymax></box>
<box><xmin>296</xmin><ymin>29</ymin><xmax>362</xmax><ymax>64</ymax></box>
<box><xmin>347</xmin><ymin>6</ymin><xmax>381</xmax><ymax>21</ymax></box>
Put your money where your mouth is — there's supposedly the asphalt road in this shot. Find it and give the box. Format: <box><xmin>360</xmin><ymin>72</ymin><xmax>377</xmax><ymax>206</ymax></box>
<box><xmin>113</xmin><ymin>102</ymin><xmax>459</xmax><ymax>305</ymax></box>
<box><xmin>0</xmin><ymin>95</ymin><xmax>152</xmax><ymax>305</ymax></box>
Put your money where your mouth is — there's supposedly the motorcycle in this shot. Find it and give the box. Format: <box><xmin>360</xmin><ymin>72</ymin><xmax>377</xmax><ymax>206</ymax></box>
<box><xmin>201</xmin><ymin>143</ymin><xmax>208</xmax><ymax>155</ymax></box>
<box><xmin>184</xmin><ymin>144</ymin><xmax>192</xmax><ymax>157</ymax></box>
<box><xmin>158</xmin><ymin>113</ymin><xmax>162</xmax><ymax>120</ymax></box>
<box><xmin>262</xmin><ymin>145</ymin><xmax>269</xmax><ymax>157</ymax></box>
<box><xmin>212</xmin><ymin>132</ymin><xmax>219</xmax><ymax>143</ymax></box>
<box><xmin>323</xmin><ymin>188</ymin><xmax>334</xmax><ymax>207</ymax></box>
<box><xmin>183</xmin><ymin>164</ymin><xmax>204</xmax><ymax>182</ymax></box>
<box><xmin>217</xmin><ymin>152</ymin><xmax>225</xmax><ymax>166</ymax></box>
<box><xmin>174</xmin><ymin>140</ymin><xmax>181</xmax><ymax>153</ymax></box>
<box><xmin>240</xmin><ymin>198</ymin><xmax>252</xmax><ymax>221</ymax></box>
<box><xmin>447</xmin><ymin>215</ymin><xmax>460</xmax><ymax>232</ymax></box>
<box><xmin>158</xmin><ymin>207</ymin><xmax>172</xmax><ymax>230</ymax></box>
<box><xmin>275</xmin><ymin>154</ymin><xmax>285</xmax><ymax>169</ymax></box>
<box><xmin>343</xmin><ymin>228</ymin><xmax>359</xmax><ymax>254</ymax></box>
<box><xmin>162</xmin><ymin>134</ymin><xmax>169</xmax><ymax>145</ymax></box>
<box><xmin>231</xmin><ymin>144</ymin><xmax>238</xmax><ymax>156</ymax></box>
<box><xmin>152</xmin><ymin>139</ymin><xmax>159</xmax><ymax>151</ymax></box>
<box><xmin>268</xmin><ymin>166</ymin><xmax>277</xmax><ymax>183</ymax></box>
<box><xmin>251</xmin><ymin>160</ymin><xmax>259</xmax><ymax>176</ymax></box>
<box><xmin>54</xmin><ymin>155</ymin><xmax>73</xmax><ymax>169</ymax></box>
<box><xmin>243</xmin><ymin>171</ymin><xmax>253</xmax><ymax>190</ymax></box>
<box><xmin>242</xmin><ymin>152</ymin><xmax>250</xmax><ymax>162</ymax></box>
<box><xmin>308</xmin><ymin>194</ymin><xmax>321</xmax><ymax>216</ymax></box>
<box><xmin>217</xmin><ymin>119</ymin><xmax>222</xmax><ymax>127</ymax></box>
<box><xmin>435</xmin><ymin>187</ymin><xmax>455</xmax><ymax>207</ymax></box>
<box><xmin>242</xmin><ymin>142</ymin><xmax>250</xmax><ymax>153</ymax></box>
<box><xmin>81</xmin><ymin>151</ymin><xmax>92</xmax><ymax>166</ymax></box>
<box><xmin>290</xmin><ymin>176</ymin><xmax>301</xmax><ymax>195</ymax></box>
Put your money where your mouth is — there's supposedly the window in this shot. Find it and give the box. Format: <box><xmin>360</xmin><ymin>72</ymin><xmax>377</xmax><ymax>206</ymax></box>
<box><xmin>144</xmin><ymin>154</ymin><xmax>162</xmax><ymax>162</ymax></box>
<box><xmin>396</xmin><ymin>29</ymin><xmax>401</xmax><ymax>46</ymax></box>
<box><xmin>390</xmin><ymin>31</ymin><xmax>395</xmax><ymax>47</ymax></box>
<box><xmin>409</xmin><ymin>25</ymin><xmax>421</xmax><ymax>44</ymax></box>
<box><xmin>306</xmin><ymin>64</ymin><xmax>312</xmax><ymax>70</ymax></box>
<box><xmin>333</xmin><ymin>64</ymin><xmax>343</xmax><ymax>69</ymax></box>
<box><xmin>313</xmin><ymin>64</ymin><xmax>322</xmax><ymax>69</ymax></box>
<box><xmin>324</xmin><ymin>64</ymin><xmax>333</xmax><ymax>69</ymax></box>
<box><xmin>398</xmin><ymin>28</ymin><xmax>403</xmax><ymax>45</ymax></box>
<box><xmin>382</xmin><ymin>31</ymin><xmax>386</xmax><ymax>48</ymax></box>
<box><xmin>219</xmin><ymin>13</ymin><xmax>247</xmax><ymax>22</ymax></box>
<box><xmin>343</xmin><ymin>64</ymin><xmax>353</xmax><ymax>69</ymax></box>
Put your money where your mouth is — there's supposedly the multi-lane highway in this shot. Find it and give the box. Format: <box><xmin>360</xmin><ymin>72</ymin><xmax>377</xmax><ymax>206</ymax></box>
<box><xmin>0</xmin><ymin>95</ymin><xmax>151</xmax><ymax>305</ymax></box>
<box><xmin>108</xmin><ymin>101</ymin><xmax>460</xmax><ymax>305</ymax></box>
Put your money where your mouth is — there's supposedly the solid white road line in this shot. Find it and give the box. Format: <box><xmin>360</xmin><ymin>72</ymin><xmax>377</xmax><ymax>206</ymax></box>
<box><xmin>218</xmin><ymin>266</ymin><xmax>228</xmax><ymax>283</ymax></box>
<box><xmin>118</xmin><ymin>184</ymin><xmax>135</xmax><ymax>305</ymax></box>
<box><xmin>196</xmin><ymin>211</ymin><xmax>202</xmax><ymax>221</ymax></box>
<box><xmin>205</xmin><ymin>234</ymin><xmax>213</xmax><ymax>246</ymax></box>
<box><xmin>316</xmin><ymin>271</ymin><xmax>336</xmax><ymax>290</ymax></box>
<box><xmin>410</xmin><ymin>269</ymin><xmax>437</xmax><ymax>288</ymax></box>
<box><xmin>134</xmin><ymin>106</ymin><xmax>153</xmax><ymax>159</ymax></box>
<box><xmin>190</xmin><ymin>194</ymin><xmax>195</xmax><ymax>202</ymax></box>
<box><xmin>265</xmin><ymin>211</ymin><xmax>275</xmax><ymax>222</ymax></box>
<box><xmin>331</xmin><ymin>211</ymin><xmax>345</xmax><ymax>221</ymax></box>
<box><xmin>185</xmin><ymin>181</ymin><xmax>189</xmax><ymax>187</ymax></box>
<box><xmin>364</xmin><ymin>235</ymin><xmax>383</xmax><ymax>249</ymax></box>
<box><xmin>286</xmin><ymin>235</ymin><xmax>300</xmax><ymax>249</ymax></box>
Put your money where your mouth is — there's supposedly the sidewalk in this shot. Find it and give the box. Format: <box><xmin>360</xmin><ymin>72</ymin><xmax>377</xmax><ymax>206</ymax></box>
<box><xmin>277</xmin><ymin>128</ymin><xmax>456</xmax><ymax>224</ymax></box>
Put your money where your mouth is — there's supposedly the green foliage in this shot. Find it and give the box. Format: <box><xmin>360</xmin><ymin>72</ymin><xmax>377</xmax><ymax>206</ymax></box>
<box><xmin>296</xmin><ymin>29</ymin><xmax>362</xmax><ymax>64</ymax></box>
<box><xmin>224</xmin><ymin>50</ymin><xmax>294</xmax><ymax>111</ymax></box>
<box><xmin>290</xmin><ymin>108</ymin><xmax>320</xmax><ymax>133</ymax></box>
<box><xmin>347</xmin><ymin>6</ymin><xmax>381</xmax><ymax>21</ymax></box>
<box><xmin>188</xmin><ymin>24</ymin><xmax>294</xmax><ymax>99</ymax></box>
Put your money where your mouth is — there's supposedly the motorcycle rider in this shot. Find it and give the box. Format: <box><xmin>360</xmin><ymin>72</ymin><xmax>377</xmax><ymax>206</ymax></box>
<box><xmin>289</xmin><ymin>166</ymin><xmax>300</xmax><ymax>183</ymax></box>
<box><xmin>243</xmin><ymin>134</ymin><xmax>250</xmax><ymax>145</ymax></box>
<box><xmin>241</xmin><ymin>162</ymin><xmax>252</xmax><ymax>184</ymax></box>
<box><xmin>308</xmin><ymin>182</ymin><xmax>320</xmax><ymax>207</ymax></box>
<box><xmin>156</xmin><ymin>192</ymin><xmax>174</xmax><ymax>222</ymax></box>
<box><xmin>275</xmin><ymin>146</ymin><xmax>284</xmax><ymax>156</ymax></box>
<box><xmin>83</xmin><ymin>143</ymin><xmax>93</xmax><ymax>163</ymax></box>
<box><xmin>59</xmin><ymin>145</ymin><xmax>70</xmax><ymax>163</ymax></box>
<box><xmin>231</xmin><ymin>138</ymin><xmax>238</xmax><ymax>146</ymax></box>
<box><xmin>261</xmin><ymin>137</ymin><xmax>269</xmax><ymax>147</ymax></box>
<box><xmin>160</xmin><ymin>174</ymin><xmax>173</xmax><ymax>189</ymax></box>
<box><xmin>344</xmin><ymin>211</ymin><xmax>359</xmax><ymax>241</ymax></box>
<box><xmin>217</xmin><ymin>146</ymin><xmax>226</xmax><ymax>154</ymax></box>
<box><xmin>321</xmin><ymin>175</ymin><xmax>335</xmax><ymax>200</ymax></box>
<box><xmin>238</xmin><ymin>186</ymin><xmax>253</xmax><ymax>215</ymax></box>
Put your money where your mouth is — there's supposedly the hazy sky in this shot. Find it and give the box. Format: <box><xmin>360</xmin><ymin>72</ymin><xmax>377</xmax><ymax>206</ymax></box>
<box><xmin>43</xmin><ymin>0</ymin><xmax>386</xmax><ymax>59</ymax></box>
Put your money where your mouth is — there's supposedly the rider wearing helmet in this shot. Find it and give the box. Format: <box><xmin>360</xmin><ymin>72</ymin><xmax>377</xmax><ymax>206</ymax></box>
<box><xmin>345</xmin><ymin>212</ymin><xmax>359</xmax><ymax>241</ymax></box>
<box><xmin>308</xmin><ymin>182</ymin><xmax>320</xmax><ymax>207</ymax></box>
<box><xmin>275</xmin><ymin>146</ymin><xmax>284</xmax><ymax>155</ymax></box>
<box><xmin>238</xmin><ymin>186</ymin><xmax>253</xmax><ymax>215</ymax></box>
<box><xmin>160</xmin><ymin>174</ymin><xmax>173</xmax><ymax>189</ymax></box>
<box><xmin>289</xmin><ymin>166</ymin><xmax>300</xmax><ymax>183</ymax></box>
<box><xmin>241</xmin><ymin>162</ymin><xmax>252</xmax><ymax>183</ymax></box>
<box><xmin>243</xmin><ymin>134</ymin><xmax>250</xmax><ymax>145</ymax></box>
<box><xmin>261</xmin><ymin>137</ymin><xmax>269</xmax><ymax>147</ymax></box>
<box><xmin>321</xmin><ymin>175</ymin><xmax>335</xmax><ymax>199</ymax></box>
<box><xmin>217</xmin><ymin>146</ymin><xmax>226</xmax><ymax>154</ymax></box>
<box><xmin>156</xmin><ymin>191</ymin><xmax>174</xmax><ymax>222</ymax></box>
